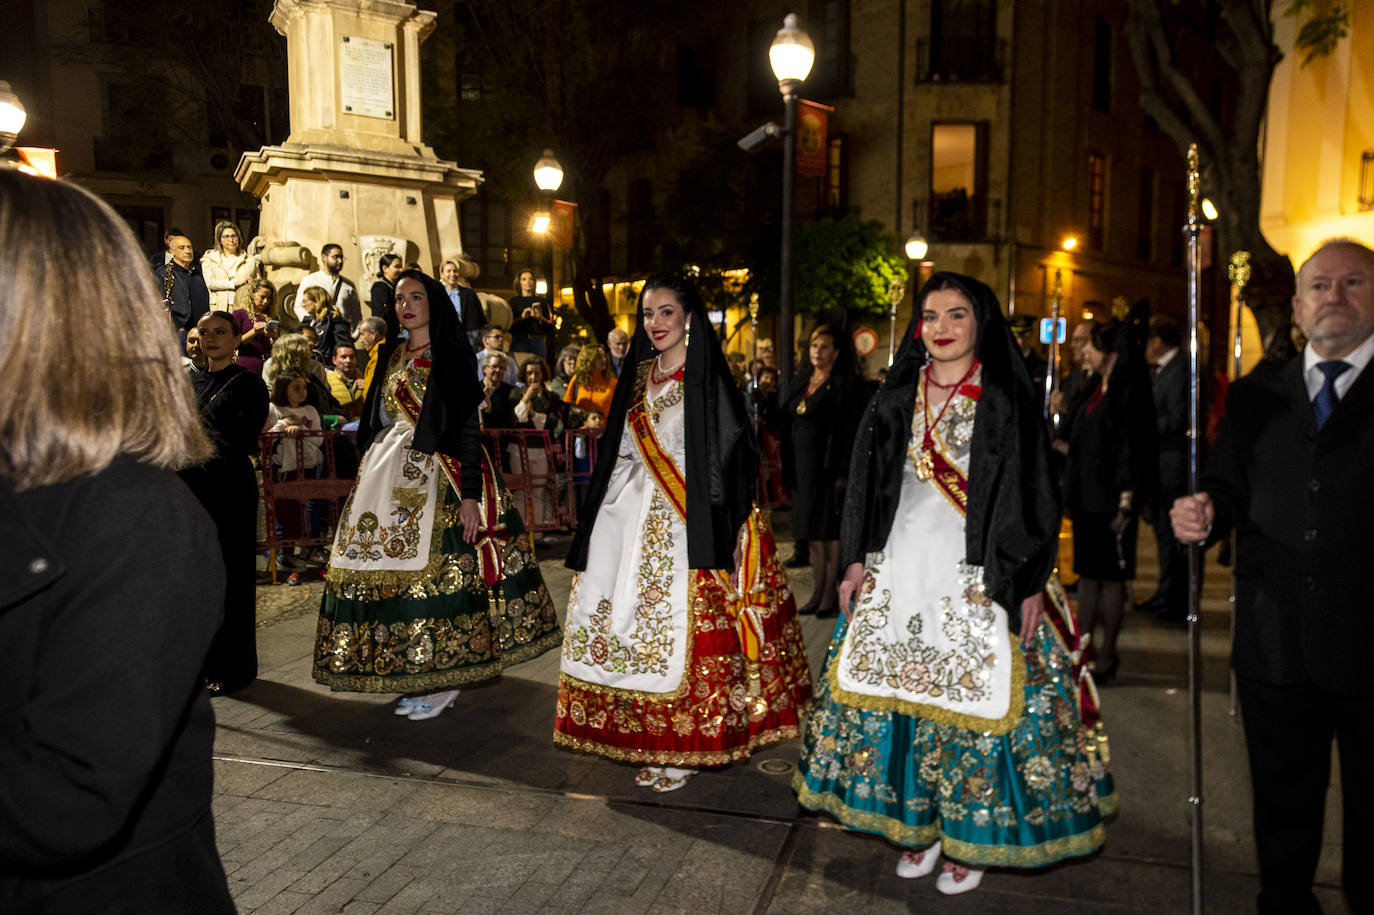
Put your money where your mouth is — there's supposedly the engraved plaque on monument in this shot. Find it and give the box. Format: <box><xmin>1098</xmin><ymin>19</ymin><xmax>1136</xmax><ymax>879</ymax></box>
<box><xmin>339</xmin><ymin>35</ymin><xmax>394</xmax><ymax>119</ymax></box>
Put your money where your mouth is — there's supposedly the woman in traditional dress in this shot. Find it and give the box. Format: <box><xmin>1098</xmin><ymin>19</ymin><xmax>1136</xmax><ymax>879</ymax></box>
<box><xmin>554</xmin><ymin>274</ymin><xmax>813</xmax><ymax>793</ymax></box>
<box><xmin>314</xmin><ymin>270</ymin><xmax>561</xmax><ymax>720</ymax></box>
<box><xmin>182</xmin><ymin>310</ymin><xmax>269</xmax><ymax>693</ymax></box>
<box><xmin>794</xmin><ymin>272</ymin><xmax>1115</xmax><ymax>895</ymax></box>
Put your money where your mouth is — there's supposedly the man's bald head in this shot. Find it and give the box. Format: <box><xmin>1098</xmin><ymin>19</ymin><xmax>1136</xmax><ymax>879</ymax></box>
<box><xmin>168</xmin><ymin>236</ymin><xmax>195</xmax><ymax>268</ymax></box>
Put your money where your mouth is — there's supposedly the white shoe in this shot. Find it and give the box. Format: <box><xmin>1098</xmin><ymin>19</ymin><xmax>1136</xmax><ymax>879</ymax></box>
<box><xmin>407</xmin><ymin>689</ymin><xmax>459</xmax><ymax>720</ymax></box>
<box><xmin>634</xmin><ymin>766</ymin><xmax>664</xmax><ymax>786</ymax></box>
<box><xmin>649</xmin><ymin>767</ymin><xmax>697</xmax><ymax>793</ymax></box>
<box><xmin>896</xmin><ymin>841</ymin><xmax>941</xmax><ymax>879</ymax></box>
<box><xmin>394</xmin><ymin>696</ymin><xmax>420</xmax><ymax>716</ymax></box>
<box><xmin>935</xmin><ymin>863</ymin><xmax>984</xmax><ymax>895</ymax></box>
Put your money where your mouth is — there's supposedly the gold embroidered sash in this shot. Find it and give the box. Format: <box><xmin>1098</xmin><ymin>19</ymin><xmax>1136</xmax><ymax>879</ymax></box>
<box><xmin>627</xmin><ymin>387</ymin><xmax>768</xmax><ymax>663</ymax></box>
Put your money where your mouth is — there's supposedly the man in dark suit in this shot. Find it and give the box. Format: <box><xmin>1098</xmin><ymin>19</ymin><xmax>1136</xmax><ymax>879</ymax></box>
<box><xmin>1141</xmin><ymin>315</ymin><xmax>1190</xmax><ymax>619</ymax></box>
<box><xmin>155</xmin><ymin>234</ymin><xmax>209</xmax><ymax>342</ymax></box>
<box><xmin>439</xmin><ymin>258</ymin><xmax>485</xmax><ymax>351</ymax></box>
<box><xmin>1172</xmin><ymin>239</ymin><xmax>1374</xmax><ymax>914</ymax></box>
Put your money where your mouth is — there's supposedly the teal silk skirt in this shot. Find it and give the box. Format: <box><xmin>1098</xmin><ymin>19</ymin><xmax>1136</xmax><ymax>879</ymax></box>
<box><xmin>794</xmin><ymin>619</ymin><xmax>1117</xmax><ymax>868</ymax></box>
<box><xmin>314</xmin><ymin>466</ymin><xmax>561</xmax><ymax>694</ymax></box>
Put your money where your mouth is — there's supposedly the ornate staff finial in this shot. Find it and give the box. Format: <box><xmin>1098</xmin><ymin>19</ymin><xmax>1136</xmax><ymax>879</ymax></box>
<box><xmin>1111</xmin><ymin>295</ymin><xmax>1129</xmax><ymax>320</ymax></box>
<box><xmin>1186</xmin><ymin>143</ymin><xmax>1201</xmax><ymax>227</ymax></box>
<box><xmin>1052</xmin><ymin>269</ymin><xmax>1063</xmax><ymax>302</ymax></box>
<box><xmin>887</xmin><ymin>276</ymin><xmax>906</xmax><ymax>307</ymax></box>
<box><xmin>748</xmin><ymin>291</ymin><xmax>760</xmax><ymax>322</ymax></box>
<box><xmin>1227</xmin><ymin>251</ymin><xmax>1251</xmax><ymax>293</ymax></box>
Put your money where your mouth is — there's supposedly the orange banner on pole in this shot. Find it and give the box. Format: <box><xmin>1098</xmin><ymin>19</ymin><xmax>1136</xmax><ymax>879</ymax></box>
<box><xmin>551</xmin><ymin>199</ymin><xmax>577</xmax><ymax>250</ymax></box>
<box><xmin>796</xmin><ymin>100</ymin><xmax>833</xmax><ymax>179</ymax></box>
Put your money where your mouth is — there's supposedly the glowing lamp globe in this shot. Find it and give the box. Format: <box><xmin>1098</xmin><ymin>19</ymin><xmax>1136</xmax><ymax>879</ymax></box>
<box><xmin>769</xmin><ymin>14</ymin><xmax>815</xmax><ymax>84</ymax></box>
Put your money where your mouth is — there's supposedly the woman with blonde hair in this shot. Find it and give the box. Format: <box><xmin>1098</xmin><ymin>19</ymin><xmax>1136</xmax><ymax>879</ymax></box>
<box><xmin>298</xmin><ymin>284</ymin><xmax>352</xmax><ymax>363</ymax></box>
<box><xmin>561</xmin><ymin>342</ymin><xmax>617</xmax><ymax>420</ymax></box>
<box><xmin>200</xmin><ymin>218</ymin><xmax>261</xmax><ymax>311</ymax></box>
<box><xmin>230</xmin><ymin>279</ymin><xmax>280</xmax><ymax>374</ymax></box>
<box><xmin>264</xmin><ymin>332</ymin><xmax>337</xmax><ymax>416</ymax></box>
<box><xmin>0</xmin><ymin>170</ymin><xmax>236</xmax><ymax>911</ymax></box>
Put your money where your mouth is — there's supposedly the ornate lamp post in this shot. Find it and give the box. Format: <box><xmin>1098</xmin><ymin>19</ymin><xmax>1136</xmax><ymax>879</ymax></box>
<box><xmin>769</xmin><ymin>13</ymin><xmax>814</xmax><ymax>394</ymax></box>
<box><xmin>531</xmin><ymin>149</ymin><xmax>563</xmax><ymax>303</ymax></box>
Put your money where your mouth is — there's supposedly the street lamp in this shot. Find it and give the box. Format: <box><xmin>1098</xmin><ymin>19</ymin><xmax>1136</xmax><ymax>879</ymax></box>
<box><xmin>905</xmin><ymin>232</ymin><xmax>928</xmax><ymax>261</ymax></box>
<box><xmin>1201</xmin><ymin>198</ymin><xmax>1219</xmax><ymax>221</ymax></box>
<box><xmin>770</xmin><ymin>13</ymin><xmax>814</xmax><ymax>394</ymax></box>
<box><xmin>532</xmin><ymin>149</ymin><xmax>563</xmax><ymax>317</ymax></box>
<box><xmin>0</xmin><ymin>81</ymin><xmax>27</xmax><ymax>155</ymax></box>
<box><xmin>533</xmin><ymin>149</ymin><xmax>563</xmax><ymax>193</ymax></box>
<box><xmin>1061</xmin><ymin>236</ymin><xmax>1078</xmax><ymax>251</ymax></box>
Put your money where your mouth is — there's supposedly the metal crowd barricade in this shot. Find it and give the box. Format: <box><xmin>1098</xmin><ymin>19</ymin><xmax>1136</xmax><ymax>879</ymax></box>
<box><xmin>561</xmin><ymin>427</ymin><xmax>599</xmax><ymax>527</ymax></box>
<box><xmin>258</xmin><ymin>429</ymin><xmax>359</xmax><ymax>584</ymax></box>
<box><xmin>479</xmin><ymin>426</ymin><xmax>600</xmax><ymax>533</ymax></box>
<box><xmin>481</xmin><ymin>427</ymin><xmax>564</xmax><ymax>534</ymax></box>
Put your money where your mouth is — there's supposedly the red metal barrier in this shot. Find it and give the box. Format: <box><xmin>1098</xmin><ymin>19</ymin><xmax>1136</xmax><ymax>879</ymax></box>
<box><xmin>258</xmin><ymin>429</ymin><xmax>358</xmax><ymax>583</ymax></box>
<box><xmin>480</xmin><ymin>427</ymin><xmax>563</xmax><ymax>533</ymax></box>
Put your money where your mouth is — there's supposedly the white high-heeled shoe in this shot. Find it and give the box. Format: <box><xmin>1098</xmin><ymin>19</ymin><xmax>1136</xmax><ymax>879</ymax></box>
<box><xmin>407</xmin><ymin>689</ymin><xmax>460</xmax><ymax>720</ymax></box>
<box><xmin>895</xmin><ymin>841</ymin><xmax>941</xmax><ymax>879</ymax></box>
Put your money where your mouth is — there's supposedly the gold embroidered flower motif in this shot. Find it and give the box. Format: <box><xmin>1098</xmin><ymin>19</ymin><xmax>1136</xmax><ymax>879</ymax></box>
<box><xmin>898</xmin><ymin>660</ymin><xmax>934</xmax><ymax>694</ymax></box>
<box><xmin>1023</xmin><ymin>755</ymin><xmax>1054</xmax><ymax>792</ymax></box>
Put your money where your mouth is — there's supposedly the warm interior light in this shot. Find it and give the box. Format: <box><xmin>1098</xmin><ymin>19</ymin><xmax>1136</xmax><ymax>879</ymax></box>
<box><xmin>532</xmin><ymin>149</ymin><xmax>563</xmax><ymax>192</ymax></box>
<box><xmin>535</xmin><ymin>279</ymin><xmax>548</xmax><ymax>295</ymax></box>
<box><xmin>905</xmin><ymin>233</ymin><xmax>928</xmax><ymax>261</ymax></box>
<box><xmin>769</xmin><ymin>13</ymin><xmax>815</xmax><ymax>83</ymax></box>
<box><xmin>530</xmin><ymin>213</ymin><xmax>550</xmax><ymax>234</ymax></box>
<box><xmin>0</xmin><ymin>81</ymin><xmax>27</xmax><ymax>153</ymax></box>
<box><xmin>1201</xmin><ymin>198</ymin><xmax>1219</xmax><ymax>221</ymax></box>
<box><xmin>1062</xmin><ymin>236</ymin><xmax>1078</xmax><ymax>251</ymax></box>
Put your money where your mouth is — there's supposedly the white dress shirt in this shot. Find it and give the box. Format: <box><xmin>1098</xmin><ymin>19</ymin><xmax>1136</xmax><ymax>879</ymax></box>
<box><xmin>1302</xmin><ymin>330</ymin><xmax>1374</xmax><ymax>401</ymax></box>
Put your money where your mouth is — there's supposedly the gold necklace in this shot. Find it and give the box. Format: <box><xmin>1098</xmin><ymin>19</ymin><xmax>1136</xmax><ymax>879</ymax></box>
<box><xmin>914</xmin><ymin>360</ymin><xmax>978</xmax><ymax>480</ymax></box>
<box><xmin>796</xmin><ymin>373</ymin><xmax>828</xmax><ymax>415</ymax></box>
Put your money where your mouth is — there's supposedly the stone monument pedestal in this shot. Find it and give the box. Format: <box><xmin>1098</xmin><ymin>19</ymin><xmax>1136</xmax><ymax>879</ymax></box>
<box><xmin>236</xmin><ymin>0</ymin><xmax>481</xmax><ymax>292</ymax></box>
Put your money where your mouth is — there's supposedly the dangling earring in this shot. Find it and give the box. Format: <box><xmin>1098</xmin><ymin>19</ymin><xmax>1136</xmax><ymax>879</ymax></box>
<box><xmin>684</xmin><ymin>318</ymin><xmax>691</xmax><ymax>349</ymax></box>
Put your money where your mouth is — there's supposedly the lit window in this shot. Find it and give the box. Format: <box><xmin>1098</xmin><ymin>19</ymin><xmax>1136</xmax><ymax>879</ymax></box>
<box><xmin>930</xmin><ymin>123</ymin><xmax>987</xmax><ymax>241</ymax></box>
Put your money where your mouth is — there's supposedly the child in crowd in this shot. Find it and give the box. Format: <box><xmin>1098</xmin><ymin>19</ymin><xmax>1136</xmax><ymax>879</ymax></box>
<box><xmin>572</xmin><ymin>409</ymin><xmax>603</xmax><ymax>508</ymax></box>
<box><xmin>265</xmin><ymin>374</ymin><xmax>324</xmax><ymax>473</ymax></box>
<box><xmin>264</xmin><ymin>373</ymin><xmax>326</xmax><ymax>581</ymax></box>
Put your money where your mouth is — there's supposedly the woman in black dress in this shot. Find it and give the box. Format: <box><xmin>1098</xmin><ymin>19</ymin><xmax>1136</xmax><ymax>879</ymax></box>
<box><xmin>181</xmin><ymin>310</ymin><xmax>270</xmax><ymax>693</ymax></box>
<box><xmin>784</xmin><ymin>324</ymin><xmax>864</xmax><ymax>616</ymax></box>
<box><xmin>369</xmin><ymin>253</ymin><xmax>403</xmax><ymax>319</ymax></box>
<box><xmin>509</xmin><ymin>267</ymin><xmax>554</xmax><ymax>362</ymax></box>
<box><xmin>1061</xmin><ymin>320</ymin><xmax>1156</xmax><ymax>682</ymax></box>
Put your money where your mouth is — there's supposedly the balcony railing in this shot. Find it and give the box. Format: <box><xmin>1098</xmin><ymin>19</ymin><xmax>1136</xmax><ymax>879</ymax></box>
<box><xmin>916</xmin><ymin>37</ymin><xmax>1007</xmax><ymax>84</ymax></box>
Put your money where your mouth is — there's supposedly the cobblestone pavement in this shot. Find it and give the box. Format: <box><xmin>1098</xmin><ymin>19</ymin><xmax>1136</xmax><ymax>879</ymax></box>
<box><xmin>215</xmin><ymin>526</ymin><xmax>1350</xmax><ymax>914</ymax></box>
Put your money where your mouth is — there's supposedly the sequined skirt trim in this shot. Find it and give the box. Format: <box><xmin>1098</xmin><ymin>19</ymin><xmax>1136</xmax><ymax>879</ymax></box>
<box><xmin>553</xmin><ymin>569</ymin><xmax>813</xmax><ymax>766</ymax></box>
<box><xmin>795</xmin><ymin>620</ymin><xmax>1115</xmax><ymax>868</ymax></box>
<box><xmin>314</xmin><ymin>477</ymin><xmax>560</xmax><ymax>693</ymax></box>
